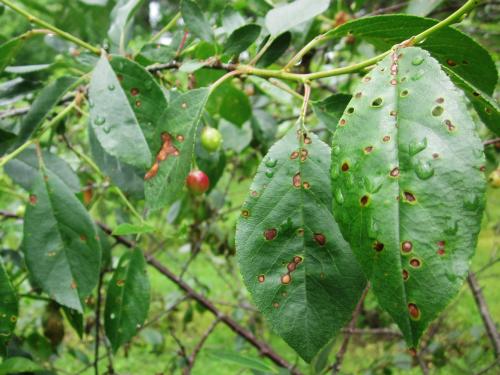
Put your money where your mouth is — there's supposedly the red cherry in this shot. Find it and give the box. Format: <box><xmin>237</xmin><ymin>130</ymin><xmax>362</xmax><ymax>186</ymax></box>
<box><xmin>186</xmin><ymin>170</ymin><xmax>210</xmax><ymax>195</ymax></box>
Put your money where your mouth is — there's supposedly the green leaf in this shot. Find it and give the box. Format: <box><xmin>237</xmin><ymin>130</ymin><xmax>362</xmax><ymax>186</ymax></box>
<box><xmin>108</xmin><ymin>0</ymin><xmax>144</xmax><ymax>51</ymax></box>
<box><xmin>14</xmin><ymin>76</ymin><xmax>77</xmax><ymax>150</ymax></box>
<box><xmin>0</xmin><ymin>260</ymin><xmax>18</xmax><ymax>355</ymax></box>
<box><xmin>144</xmin><ymin>88</ymin><xmax>209</xmax><ymax>210</ymax></box>
<box><xmin>443</xmin><ymin>67</ymin><xmax>500</xmax><ymax>135</ymax></box>
<box><xmin>22</xmin><ymin>168</ymin><xmax>102</xmax><ymax>312</ymax></box>
<box><xmin>206</xmin><ymin>350</ymin><xmax>278</xmax><ymax>373</ymax></box>
<box><xmin>312</xmin><ymin>94</ymin><xmax>352</xmax><ymax>132</ymax></box>
<box><xmin>406</xmin><ymin>0</ymin><xmax>444</xmax><ymax>16</ymax></box>
<box><xmin>0</xmin><ymin>36</ymin><xmax>25</xmax><ymax>74</ymax></box>
<box><xmin>89</xmin><ymin>54</ymin><xmax>155</xmax><ymax>169</ymax></box>
<box><xmin>104</xmin><ymin>249</ymin><xmax>150</xmax><ymax>352</ymax></box>
<box><xmin>251</xmin><ymin>109</ymin><xmax>278</xmax><ymax>153</ymax></box>
<box><xmin>331</xmin><ymin>47</ymin><xmax>486</xmax><ymax>349</ymax></box>
<box><xmin>265</xmin><ymin>0</ymin><xmax>330</xmax><ymax>37</ymax></box>
<box><xmin>136</xmin><ymin>43</ymin><xmax>176</xmax><ymax>65</ymax></box>
<box><xmin>325</xmin><ymin>15</ymin><xmax>497</xmax><ymax>95</ymax></box>
<box><xmin>88</xmin><ymin>125</ymin><xmax>144</xmax><ymax>198</ymax></box>
<box><xmin>0</xmin><ymin>357</ymin><xmax>42</xmax><ymax>375</ymax></box>
<box><xmin>236</xmin><ymin>126</ymin><xmax>366</xmax><ymax>362</ymax></box>
<box><xmin>219</xmin><ymin>120</ymin><xmax>252</xmax><ymax>153</ymax></box>
<box><xmin>112</xmin><ymin>223</ymin><xmax>155</xmax><ymax>235</ymax></box>
<box><xmin>224</xmin><ymin>24</ymin><xmax>261</xmax><ymax>56</ymax></box>
<box><xmin>5</xmin><ymin>147</ymin><xmax>80</xmax><ymax>193</ymax></box>
<box><xmin>62</xmin><ymin>306</ymin><xmax>84</xmax><ymax>339</ymax></box>
<box><xmin>256</xmin><ymin>32</ymin><xmax>291</xmax><ymax>68</ymax></box>
<box><xmin>181</xmin><ymin>0</ymin><xmax>214</xmax><ymax>42</ymax></box>
<box><xmin>219</xmin><ymin>86</ymin><xmax>252</xmax><ymax>127</ymax></box>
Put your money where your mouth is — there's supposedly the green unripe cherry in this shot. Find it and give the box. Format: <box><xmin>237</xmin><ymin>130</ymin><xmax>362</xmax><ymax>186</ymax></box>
<box><xmin>201</xmin><ymin>127</ymin><xmax>222</xmax><ymax>152</ymax></box>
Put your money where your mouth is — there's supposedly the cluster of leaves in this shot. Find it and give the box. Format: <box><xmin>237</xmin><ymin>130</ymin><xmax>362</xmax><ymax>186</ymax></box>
<box><xmin>0</xmin><ymin>0</ymin><xmax>498</xmax><ymax>373</ymax></box>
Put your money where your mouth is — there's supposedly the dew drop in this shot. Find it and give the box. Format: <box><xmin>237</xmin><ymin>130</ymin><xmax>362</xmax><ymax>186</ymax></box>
<box><xmin>103</xmin><ymin>124</ymin><xmax>111</xmax><ymax>134</ymax></box>
<box><xmin>334</xmin><ymin>189</ymin><xmax>344</xmax><ymax>205</ymax></box>
<box><xmin>88</xmin><ymin>99</ymin><xmax>95</xmax><ymax>108</ymax></box>
<box><xmin>409</xmin><ymin>138</ymin><xmax>428</xmax><ymax>157</ymax></box>
<box><xmin>432</xmin><ymin>106</ymin><xmax>444</xmax><ymax>117</ymax></box>
<box><xmin>412</xmin><ymin>56</ymin><xmax>424</xmax><ymax>65</ymax></box>
<box><xmin>411</xmin><ymin>69</ymin><xmax>425</xmax><ymax>81</ymax></box>
<box><xmin>371</xmin><ymin>97</ymin><xmax>383</xmax><ymax>107</ymax></box>
<box><xmin>415</xmin><ymin>161</ymin><xmax>434</xmax><ymax>180</ymax></box>
<box><xmin>107</xmin><ymin>84</ymin><xmax>115</xmax><ymax>91</ymax></box>
<box><xmin>94</xmin><ymin>116</ymin><xmax>105</xmax><ymax>126</ymax></box>
<box><xmin>265</xmin><ymin>158</ymin><xmax>277</xmax><ymax>168</ymax></box>
<box><xmin>265</xmin><ymin>170</ymin><xmax>274</xmax><ymax>178</ymax></box>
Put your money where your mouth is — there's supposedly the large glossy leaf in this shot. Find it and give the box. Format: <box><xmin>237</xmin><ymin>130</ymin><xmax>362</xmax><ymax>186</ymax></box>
<box><xmin>325</xmin><ymin>15</ymin><xmax>497</xmax><ymax>95</ymax></box>
<box><xmin>144</xmin><ymin>88</ymin><xmax>209</xmax><ymax>210</ymax></box>
<box><xmin>5</xmin><ymin>147</ymin><xmax>80</xmax><ymax>193</ymax></box>
<box><xmin>22</xmin><ymin>168</ymin><xmax>101</xmax><ymax>312</ymax></box>
<box><xmin>181</xmin><ymin>0</ymin><xmax>214</xmax><ymax>42</ymax></box>
<box><xmin>264</xmin><ymin>0</ymin><xmax>330</xmax><ymax>37</ymax></box>
<box><xmin>256</xmin><ymin>32</ymin><xmax>291</xmax><ymax>68</ymax></box>
<box><xmin>224</xmin><ymin>24</ymin><xmax>261</xmax><ymax>56</ymax></box>
<box><xmin>0</xmin><ymin>260</ymin><xmax>18</xmax><ymax>354</ymax></box>
<box><xmin>331</xmin><ymin>47</ymin><xmax>486</xmax><ymax>348</ymax></box>
<box><xmin>104</xmin><ymin>249</ymin><xmax>150</xmax><ymax>352</ymax></box>
<box><xmin>89</xmin><ymin>54</ymin><xmax>156</xmax><ymax>169</ymax></box>
<box><xmin>236</xmin><ymin>126</ymin><xmax>366</xmax><ymax>362</ymax></box>
<box><xmin>13</xmin><ymin>76</ymin><xmax>77</xmax><ymax>150</ymax></box>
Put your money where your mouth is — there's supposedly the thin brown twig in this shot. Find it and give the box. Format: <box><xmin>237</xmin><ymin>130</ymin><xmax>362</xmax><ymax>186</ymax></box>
<box><xmin>183</xmin><ymin>317</ymin><xmax>220</xmax><ymax>374</ymax></box>
<box><xmin>330</xmin><ymin>284</ymin><xmax>370</xmax><ymax>374</ymax></box>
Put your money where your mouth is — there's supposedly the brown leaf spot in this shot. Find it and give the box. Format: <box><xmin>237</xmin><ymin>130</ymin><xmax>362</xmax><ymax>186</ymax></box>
<box><xmin>273</xmin><ymin>302</ymin><xmax>280</xmax><ymax>308</ymax></box>
<box><xmin>264</xmin><ymin>228</ymin><xmax>277</xmax><ymax>241</ymax></box>
<box><xmin>176</xmin><ymin>134</ymin><xmax>185</xmax><ymax>142</ymax></box>
<box><xmin>364</xmin><ymin>146</ymin><xmax>373</xmax><ymax>154</ymax></box>
<box><xmin>403</xmin><ymin>191</ymin><xmax>416</xmax><ymax>203</ymax></box>
<box><xmin>341</xmin><ymin>162</ymin><xmax>349</xmax><ymax>172</ymax></box>
<box><xmin>290</xmin><ymin>151</ymin><xmax>299</xmax><ymax>160</ymax></box>
<box><xmin>383</xmin><ymin>135</ymin><xmax>391</xmax><ymax>142</ymax></box>
<box><xmin>390</xmin><ymin>167</ymin><xmax>400</xmax><ymax>177</ymax></box>
<box><xmin>432</xmin><ymin>153</ymin><xmax>439</xmax><ymax>159</ymax></box>
<box><xmin>339</xmin><ymin>119</ymin><xmax>347</xmax><ymax>126</ymax></box>
<box><xmin>130</xmin><ymin>88</ymin><xmax>139</xmax><ymax>96</ymax></box>
<box><xmin>360</xmin><ymin>195</ymin><xmax>369</xmax><ymax>207</ymax></box>
<box><xmin>363</xmin><ymin>76</ymin><xmax>371</xmax><ymax>82</ymax></box>
<box><xmin>373</xmin><ymin>241</ymin><xmax>384</xmax><ymax>252</ymax></box>
<box><xmin>116</xmin><ymin>279</ymin><xmax>125</xmax><ymax>287</ymax></box>
<box><xmin>401</xmin><ymin>241</ymin><xmax>413</xmax><ymax>253</ymax></box>
<box><xmin>10</xmin><ymin>315</ymin><xmax>17</xmax><ymax>323</ymax></box>
<box><xmin>355</xmin><ymin>92</ymin><xmax>362</xmax><ymax>98</ymax></box>
<box><xmin>390</xmin><ymin>79</ymin><xmax>397</xmax><ymax>85</ymax></box>
<box><xmin>79</xmin><ymin>234</ymin><xmax>87</xmax><ymax>242</ymax></box>
<box><xmin>281</xmin><ymin>274</ymin><xmax>291</xmax><ymax>284</ymax></box>
<box><xmin>408</xmin><ymin>303</ymin><xmax>420</xmax><ymax>319</ymax></box>
<box><xmin>314</xmin><ymin>233</ymin><xmax>326</xmax><ymax>246</ymax></box>
<box><xmin>436</xmin><ymin>97</ymin><xmax>444</xmax><ymax>104</ymax></box>
<box><xmin>390</xmin><ymin>110</ymin><xmax>397</xmax><ymax>117</ymax></box>
<box><xmin>287</xmin><ymin>262</ymin><xmax>296</xmax><ymax>272</ymax></box>
<box><xmin>29</xmin><ymin>194</ymin><xmax>37</xmax><ymax>205</ymax></box>
<box><xmin>437</xmin><ymin>249</ymin><xmax>445</xmax><ymax>256</ymax></box>
<box><xmin>444</xmin><ymin>119</ymin><xmax>456</xmax><ymax>131</ymax></box>
<box><xmin>302</xmin><ymin>182</ymin><xmax>310</xmax><ymax>189</ymax></box>
<box><xmin>293</xmin><ymin>172</ymin><xmax>301</xmax><ymax>188</ymax></box>
<box><xmin>145</xmin><ymin>132</ymin><xmax>180</xmax><ymax>180</ymax></box>
<box><xmin>241</xmin><ymin>210</ymin><xmax>249</xmax><ymax>218</ymax></box>
<box><xmin>402</xmin><ymin>269</ymin><xmax>409</xmax><ymax>281</ymax></box>
<box><xmin>296</xmin><ymin>228</ymin><xmax>304</xmax><ymax>236</ymax></box>
<box><xmin>446</xmin><ymin>59</ymin><xmax>457</xmax><ymax>67</ymax></box>
<box><xmin>410</xmin><ymin>258</ymin><xmax>421</xmax><ymax>268</ymax></box>
<box><xmin>293</xmin><ymin>256</ymin><xmax>303</xmax><ymax>264</ymax></box>
<box><xmin>300</xmin><ymin>149</ymin><xmax>308</xmax><ymax>162</ymax></box>
<box><xmin>257</xmin><ymin>275</ymin><xmax>265</xmax><ymax>283</ymax></box>
<box><xmin>135</xmin><ymin>100</ymin><xmax>142</xmax><ymax>107</ymax></box>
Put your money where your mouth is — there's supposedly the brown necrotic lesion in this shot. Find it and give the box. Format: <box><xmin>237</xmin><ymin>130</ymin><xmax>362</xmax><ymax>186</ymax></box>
<box><xmin>144</xmin><ymin>132</ymin><xmax>180</xmax><ymax>180</ymax></box>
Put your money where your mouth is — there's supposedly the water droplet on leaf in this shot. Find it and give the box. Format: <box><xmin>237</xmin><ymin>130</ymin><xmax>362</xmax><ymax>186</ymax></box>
<box><xmin>415</xmin><ymin>161</ymin><xmax>434</xmax><ymax>180</ymax></box>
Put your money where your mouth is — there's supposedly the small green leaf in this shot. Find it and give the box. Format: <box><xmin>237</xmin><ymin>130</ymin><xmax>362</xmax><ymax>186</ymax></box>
<box><xmin>22</xmin><ymin>169</ymin><xmax>101</xmax><ymax>312</ymax></box>
<box><xmin>104</xmin><ymin>249</ymin><xmax>150</xmax><ymax>352</ymax></box>
<box><xmin>312</xmin><ymin>94</ymin><xmax>352</xmax><ymax>132</ymax></box>
<box><xmin>0</xmin><ymin>260</ymin><xmax>18</xmax><ymax>355</ymax></box>
<box><xmin>0</xmin><ymin>36</ymin><xmax>25</xmax><ymax>73</ymax></box>
<box><xmin>0</xmin><ymin>357</ymin><xmax>42</xmax><ymax>375</ymax></box>
<box><xmin>224</xmin><ymin>24</ymin><xmax>261</xmax><ymax>56</ymax></box>
<box><xmin>206</xmin><ymin>350</ymin><xmax>278</xmax><ymax>373</ymax></box>
<box><xmin>13</xmin><ymin>76</ymin><xmax>77</xmax><ymax>150</ymax></box>
<box><xmin>112</xmin><ymin>223</ymin><xmax>155</xmax><ymax>235</ymax></box>
<box><xmin>181</xmin><ymin>0</ymin><xmax>214</xmax><ymax>42</ymax></box>
<box><xmin>237</xmin><ymin>126</ymin><xmax>366</xmax><ymax>362</ymax></box>
<box><xmin>325</xmin><ymin>15</ymin><xmax>497</xmax><ymax>95</ymax></box>
<box><xmin>145</xmin><ymin>88</ymin><xmax>209</xmax><ymax>210</ymax></box>
<box><xmin>89</xmin><ymin>54</ymin><xmax>153</xmax><ymax>169</ymax></box>
<box><xmin>265</xmin><ymin>0</ymin><xmax>330</xmax><ymax>37</ymax></box>
<box><xmin>5</xmin><ymin>147</ymin><xmax>80</xmax><ymax>193</ymax></box>
<box><xmin>219</xmin><ymin>120</ymin><xmax>252</xmax><ymax>153</ymax></box>
<box><xmin>256</xmin><ymin>32</ymin><xmax>291</xmax><ymax>68</ymax></box>
<box><xmin>331</xmin><ymin>47</ymin><xmax>486</xmax><ymax>349</ymax></box>
<box><xmin>108</xmin><ymin>0</ymin><xmax>144</xmax><ymax>51</ymax></box>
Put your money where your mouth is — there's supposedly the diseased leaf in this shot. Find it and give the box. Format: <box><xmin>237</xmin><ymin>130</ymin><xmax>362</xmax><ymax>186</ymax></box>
<box><xmin>22</xmin><ymin>168</ymin><xmax>101</xmax><ymax>312</ymax></box>
<box><xmin>145</xmin><ymin>88</ymin><xmax>209</xmax><ymax>210</ymax></box>
<box><xmin>224</xmin><ymin>24</ymin><xmax>261</xmax><ymax>56</ymax></box>
<box><xmin>5</xmin><ymin>147</ymin><xmax>80</xmax><ymax>193</ymax></box>
<box><xmin>89</xmin><ymin>54</ymin><xmax>152</xmax><ymax>169</ymax></box>
<box><xmin>108</xmin><ymin>0</ymin><xmax>144</xmax><ymax>51</ymax></box>
<box><xmin>0</xmin><ymin>260</ymin><xmax>18</xmax><ymax>355</ymax></box>
<box><xmin>104</xmin><ymin>249</ymin><xmax>150</xmax><ymax>352</ymax></box>
<box><xmin>236</xmin><ymin>126</ymin><xmax>366</xmax><ymax>362</ymax></box>
<box><xmin>256</xmin><ymin>32</ymin><xmax>291</xmax><ymax>68</ymax></box>
<box><xmin>312</xmin><ymin>94</ymin><xmax>352</xmax><ymax>132</ymax></box>
<box><xmin>265</xmin><ymin>0</ymin><xmax>330</xmax><ymax>36</ymax></box>
<box><xmin>443</xmin><ymin>67</ymin><xmax>500</xmax><ymax>135</ymax></box>
<box><xmin>331</xmin><ymin>47</ymin><xmax>486</xmax><ymax>349</ymax></box>
<box><xmin>324</xmin><ymin>15</ymin><xmax>497</xmax><ymax>95</ymax></box>
<box><xmin>0</xmin><ymin>36</ymin><xmax>25</xmax><ymax>73</ymax></box>
<box><xmin>181</xmin><ymin>0</ymin><xmax>214</xmax><ymax>42</ymax></box>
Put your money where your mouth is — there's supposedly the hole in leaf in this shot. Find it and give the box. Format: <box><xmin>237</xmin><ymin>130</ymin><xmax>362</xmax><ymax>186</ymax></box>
<box><xmin>346</xmin><ymin>107</ymin><xmax>355</xmax><ymax>114</ymax></box>
<box><xmin>400</xmin><ymin>90</ymin><xmax>409</xmax><ymax>97</ymax></box>
<box><xmin>371</xmin><ymin>97</ymin><xmax>383</xmax><ymax>107</ymax></box>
